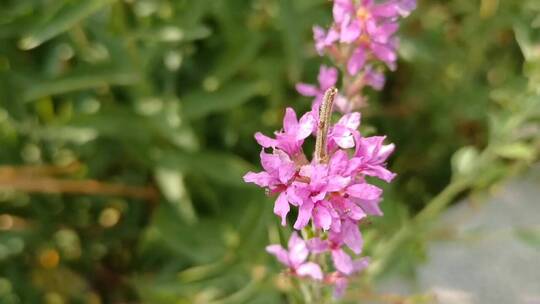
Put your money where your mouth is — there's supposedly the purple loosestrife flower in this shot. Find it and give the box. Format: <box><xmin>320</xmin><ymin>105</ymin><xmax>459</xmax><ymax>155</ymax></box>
<box><xmin>244</xmin><ymin>0</ymin><xmax>413</xmax><ymax>299</ymax></box>
<box><xmin>254</xmin><ymin>107</ymin><xmax>316</xmax><ymax>157</ymax></box>
<box><xmin>355</xmin><ymin>135</ymin><xmax>397</xmax><ymax>183</ymax></box>
<box><xmin>296</xmin><ymin>65</ymin><xmax>338</xmax><ymax>104</ymax></box>
<box><xmin>245</xmin><ymin>93</ymin><xmax>397</xmax><ymax>298</ymax></box>
<box><xmin>243</xmin><ymin>149</ymin><xmax>297</xmax><ymax>225</ymax></box>
<box><xmin>313</xmin><ymin>26</ymin><xmax>340</xmax><ymax>55</ymax></box>
<box><xmin>329</xmin><ymin>257</ymin><xmax>370</xmax><ymax>298</ymax></box>
<box><xmin>244</xmin><ymin>107</ymin><xmax>317</xmax><ymax>226</ymax></box>
<box><xmin>296</xmin><ymin>65</ymin><xmax>349</xmax><ymax>116</ymax></box>
<box><xmin>290</xmin><ymin>163</ymin><xmax>351</xmax><ymax>230</ymax></box>
<box><xmin>314</xmin><ymin>0</ymin><xmax>416</xmax><ymax>75</ymax></box>
<box><xmin>308</xmin><ymin>220</ymin><xmax>364</xmax><ymax>274</ymax></box>
<box><xmin>266</xmin><ymin>232</ymin><xmax>323</xmax><ymax>280</ymax></box>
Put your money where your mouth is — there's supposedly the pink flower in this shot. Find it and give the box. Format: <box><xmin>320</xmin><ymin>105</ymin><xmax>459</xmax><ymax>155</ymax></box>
<box><xmin>246</xmin><ymin>0</ymin><xmax>412</xmax><ymax>298</ymax></box>
<box><xmin>291</xmin><ymin>163</ymin><xmax>350</xmax><ymax>230</ymax></box>
<box><xmin>308</xmin><ymin>220</ymin><xmax>364</xmax><ymax>274</ymax></box>
<box><xmin>296</xmin><ymin>65</ymin><xmax>338</xmax><ymax>105</ymax></box>
<box><xmin>266</xmin><ymin>232</ymin><xmax>323</xmax><ymax>280</ymax></box>
<box><xmin>329</xmin><ymin>257</ymin><xmax>370</xmax><ymax>298</ymax></box>
<box><xmin>344</xmin><ymin>20</ymin><xmax>399</xmax><ymax>74</ymax></box>
<box><xmin>354</xmin><ymin>136</ymin><xmax>396</xmax><ymax>182</ymax></box>
<box><xmin>364</xmin><ymin>65</ymin><xmax>386</xmax><ymax>90</ymax></box>
<box><xmin>315</xmin><ymin>0</ymin><xmax>416</xmax><ymax>75</ymax></box>
<box><xmin>296</xmin><ymin>65</ymin><xmax>350</xmax><ymax>116</ymax></box>
<box><xmin>254</xmin><ymin>107</ymin><xmax>316</xmax><ymax>157</ymax></box>
<box><xmin>313</xmin><ymin>26</ymin><xmax>340</xmax><ymax>55</ymax></box>
<box><xmin>346</xmin><ymin>182</ymin><xmax>384</xmax><ymax>216</ymax></box>
<box><xmin>243</xmin><ymin>149</ymin><xmax>297</xmax><ymax>225</ymax></box>
<box><xmin>327</xmin><ymin>112</ymin><xmax>361</xmax><ymax>149</ymax></box>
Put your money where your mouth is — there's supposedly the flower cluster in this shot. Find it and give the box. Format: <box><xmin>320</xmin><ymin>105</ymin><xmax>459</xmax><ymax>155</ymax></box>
<box><xmin>310</xmin><ymin>0</ymin><xmax>416</xmax><ymax>112</ymax></box>
<box><xmin>244</xmin><ymin>94</ymin><xmax>395</xmax><ymax>297</ymax></box>
<box><xmin>244</xmin><ymin>0</ymin><xmax>414</xmax><ymax>299</ymax></box>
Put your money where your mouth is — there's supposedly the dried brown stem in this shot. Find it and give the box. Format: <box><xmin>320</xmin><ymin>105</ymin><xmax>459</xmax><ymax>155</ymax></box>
<box><xmin>314</xmin><ymin>87</ymin><xmax>338</xmax><ymax>163</ymax></box>
<box><xmin>0</xmin><ymin>164</ymin><xmax>158</xmax><ymax>201</ymax></box>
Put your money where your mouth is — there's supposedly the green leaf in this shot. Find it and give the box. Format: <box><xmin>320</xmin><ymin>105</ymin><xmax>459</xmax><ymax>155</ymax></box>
<box><xmin>154</xmin><ymin>167</ymin><xmax>198</xmax><ymax>224</ymax></box>
<box><xmin>18</xmin><ymin>0</ymin><xmax>116</xmax><ymax>50</ymax></box>
<box><xmin>156</xmin><ymin>150</ymin><xmax>253</xmax><ymax>187</ymax></box>
<box><xmin>22</xmin><ymin>67</ymin><xmax>140</xmax><ymax>102</ymax></box>
<box><xmin>182</xmin><ymin>81</ymin><xmax>262</xmax><ymax>119</ymax></box>
<box><xmin>494</xmin><ymin>142</ymin><xmax>536</xmax><ymax>161</ymax></box>
<box><xmin>278</xmin><ymin>0</ymin><xmax>303</xmax><ymax>82</ymax></box>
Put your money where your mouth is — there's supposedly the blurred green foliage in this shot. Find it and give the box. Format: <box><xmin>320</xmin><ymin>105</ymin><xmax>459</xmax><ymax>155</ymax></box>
<box><xmin>0</xmin><ymin>0</ymin><xmax>538</xmax><ymax>303</ymax></box>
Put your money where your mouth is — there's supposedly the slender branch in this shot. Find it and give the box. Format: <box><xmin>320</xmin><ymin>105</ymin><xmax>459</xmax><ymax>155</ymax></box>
<box><xmin>0</xmin><ymin>162</ymin><xmax>82</xmax><ymax>177</ymax></box>
<box><xmin>314</xmin><ymin>87</ymin><xmax>338</xmax><ymax>164</ymax></box>
<box><xmin>0</xmin><ymin>176</ymin><xmax>159</xmax><ymax>200</ymax></box>
<box><xmin>0</xmin><ymin>164</ymin><xmax>159</xmax><ymax>201</ymax></box>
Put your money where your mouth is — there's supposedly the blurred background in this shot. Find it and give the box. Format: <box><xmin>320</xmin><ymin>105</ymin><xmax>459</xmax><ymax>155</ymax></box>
<box><xmin>0</xmin><ymin>0</ymin><xmax>539</xmax><ymax>303</ymax></box>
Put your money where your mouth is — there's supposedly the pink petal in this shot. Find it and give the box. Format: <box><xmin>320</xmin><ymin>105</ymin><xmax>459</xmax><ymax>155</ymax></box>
<box><xmin>331</xmin><ymin>125</ymin><xmax>355</xmax><ymax>149</ymax></box>
<box><xmin>286</xmin><ymin>185</ymin><xmax>305</xmax><ymax>207</ymax></box>
<box><xmin>296</xmin><ymin>112</ymin><xmax>316</xmax><ymax>140</ymax></box>
<box><xmin>274</xmin><ymin>192</ymin><xmax>290</xmax><ymax>226</ymax></box>
<box><xmin>337</xmin><ymin>112</ymin><xmax>361</xmax><ymax>130</ymax></box>
<box><xmin>307</xmin><ymin>238</ymin><xmax>330</xmax><ymax>253</ymax></box>
<box><xmin>266</xmin><ymin>245</ymin><xmax>290</xmax><ymax>267</ymax></box>
<box><xmin>294</xmin><ymin>199</ymin><xmax>314</xmax><ymax>230</ymax></box>
<box><xmin>371</xmin><ymin>2</ymin><xmax>400</xmax><ymax>18</ymax></box>
<box><xmin>375</xmin><ymin>22</ymin><xmax>399</xmax><ymax>44</ymax></box>
<box><xmin>329</xmin><ymin>150</ymin><xmax>349</xmax><ymax>175</ymax></box>
<box><xmin>283</xmin><ymin>107</ymin><xmax>298</xmax><ymax>134</ymax></box>
<box><xmin>325</xmin><ymin>176</ymin><xmax>351</xmax><ymax>192</ymax></box>
<box><xmin>346</xmin><ymin>183</ymin><xmax>382</xmax><ymax>201</ymax></box>
<box><xmin>370</xmin><ymin>42</ymin><xmax>397</xmax><ymax>68</ymax></box>
<box><xmin>260</xmin><ymin>150</ymin><xmax>280</xmax><ymax>173</ymax></box>
<box><xmin>334</xmin><ymin>94</ymin><xmax>352</xmax><ymax>113</ymax></box>
<box><xmin>342</xmin><ymin>220</ymin><xmax>363</xmax><ymax>254</ymax></box>
<box><xmin>296</xmin><ymin>83</ymin><xmax>319</xmax><ymax>97</ymax></box>
<box><xmin>332</xmin><ymin>248</ymin><xmax>353</xmax><ymax>275</ymax></box>
<box><xmin>364</xmin><ymin>67</ymin><xmax>386</xmax><ymax>90</ymax></box>
<box><xmin>333</xmin><ymin>277</ymin><xmax>349</xmax><ymax>299</ymax></box>
<box><xmin>396</xmin><ymin>0</ymin><xmax>417</xmax><ymax>17</ymax></box>
<box><xmin>352</xmin><ymin>257</ymin><xmax>370</xmax><ymax>273</ymax></box>
<box><xmin>333</xmin><ymin>0</ymin><xmax>355</xmax><ymax>23</ymax></box>
<box><xmin>355</xmin><ymin>136</ymin><xmax>382</xmax><ymax>159</ymax></box>
<box><xmin>296</xmin><ymin>262</ymin><xmax>323</xmax><ymax>280</ymax></box>
<box><xmin>254</xmin><ymin>132</ymin><xmax>277</xmax><ymax>148</ymax></box>
<box><xmin>325</xmin><ymin>28</ymin><xmax>340</xmax><ymax>45</ymax></box>
<box><xmin>278</xmin><ymin>162</ymin><xmax>296</xmax><ymax>184</ymax></box>
<box><xmin>288</xmin><ymin>232</ymin><xmax>309</xmax><ymax>267</ymax></box>
<box><xmin>363</xmin><ymin>165</ymin><xmax>396</xmax><ymax>182</ymax></box>
<box><xmin>343</xmin><ymin>199</ymin><xmax>367</xmax><ymax>221</ymax></box>
<box><xmin>375</xmin><ymin>142</ymin><xmax>395</xmax><ymax>163</ymax></box>
<box><xmin>318</xmin><ymin>65</ymin><xmax>339</xmax><ymax>90</ymax></box>
<box><xmin>243</xmin><ymin>171</ymin><xmax>273</xmax><ymax>187</ymax></box>
<box><xmin>347</xmin><ymin>47</ymin><xmax>366</xmax><ymax>75</ymax></box>
<box><xmin>340</xmin><ymin>18</ymin><xmax>361</xmax><ymax>43</ymax></box>
<box><xmin>313</xmin><ymin>204</ymin><xmax>332</xmax><ymax>231</ymax></box>
<box><xmin>356</xmin><ymin>196</ymin><xmax>383</xmax><ymax>216</ymax></box>
<box><xmin>313</xmin><ymin>26</ymin><xmax>328</xmax><ymax>54</ymax></box>
<box><xmin>345</xmin><ymin>157</ymin><xmax>363</xmax><ymax>176</ymax></box>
